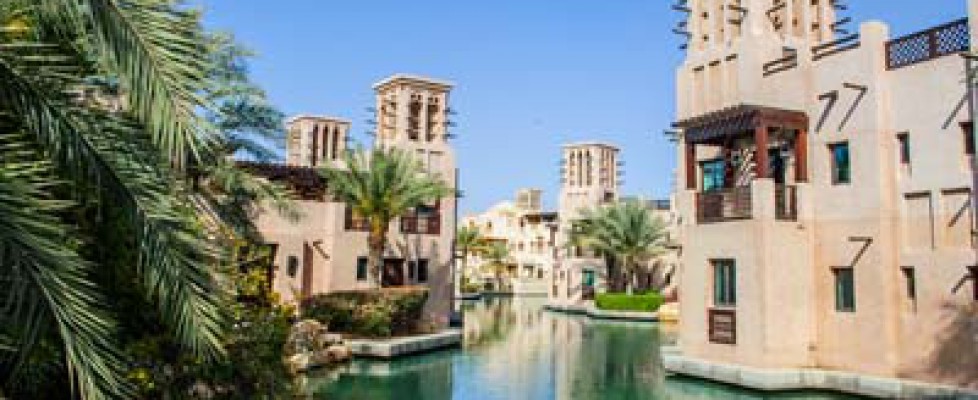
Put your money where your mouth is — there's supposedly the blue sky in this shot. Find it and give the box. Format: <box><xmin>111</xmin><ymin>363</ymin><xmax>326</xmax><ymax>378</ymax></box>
<box><xmin>201</xmin><ymin>1</ymin><xmax>967</xmax><ymax>215</ymax></box>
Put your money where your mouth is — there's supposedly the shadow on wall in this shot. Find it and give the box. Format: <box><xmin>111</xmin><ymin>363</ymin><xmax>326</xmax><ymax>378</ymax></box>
<box><xmin>925</xmin><ymin>302</ymin><xmax>978</xmax><ymax>389</ymax></box>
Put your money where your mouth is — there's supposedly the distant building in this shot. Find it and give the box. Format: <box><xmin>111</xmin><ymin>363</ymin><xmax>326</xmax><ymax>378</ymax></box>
<box><xmin>245</xmin><ymin>74</ymin><xmax>458</xmax><ymax>327</ymax></box>
<box><xmin>285</xmin><ymin>115</ymin><xmax>350</xmax><ymax>167</ymax></box>
<box><xmin>461</xmin><ymin>189</ymin><xmax>559</xmax><ymax>293</ymax></box>
<box><xmin>668</xmin><ymin>0</ymin><xmax>978</xmax><ymax>391</ymax></box>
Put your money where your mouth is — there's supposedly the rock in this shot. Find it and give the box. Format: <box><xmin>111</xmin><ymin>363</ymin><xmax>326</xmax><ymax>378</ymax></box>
<box><xmin>286</xmin><ymin>353</ymin><xmax>311</xmax><ymax>374</ymax></box>
<box><xmin>315</xmin><ymin>332</ymin><xmax>344</xmax><ymax>349</ymax></box>
<box><xmin>326</xmin><ymin>344</ymin><xmax>352</xmax><ymax>363</ymax></box>
<box><xmin>285</xmin><ymin>319</ymin><xmax>327</xmax><ymax>356</ymax></box>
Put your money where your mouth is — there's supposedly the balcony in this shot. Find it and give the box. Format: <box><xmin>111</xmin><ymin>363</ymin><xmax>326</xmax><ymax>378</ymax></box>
<box><xmin>401</xmin><ymin>214</ymin><xmax>441</xmax><ymax>235</ymax></box>
<box><xmin>695</xmin><ymin>183</ymin><xmax>799</xmax><ymax>224</ymax></box>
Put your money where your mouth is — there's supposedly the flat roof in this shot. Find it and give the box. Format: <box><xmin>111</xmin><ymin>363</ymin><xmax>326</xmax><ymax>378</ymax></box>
<box><xmin>562</xmin><ymin>141</ymin><xmax>620</xmax><ymax>150</ymax></box>
<box><xmin>373</xmin><ymin>74</ymin><xmax>455</xmax><ymax>91</ymax></box>
<box><xmin>285</xmin><ymin>114</ymin><xmax>352</xmax><ymax>125</ymax></box>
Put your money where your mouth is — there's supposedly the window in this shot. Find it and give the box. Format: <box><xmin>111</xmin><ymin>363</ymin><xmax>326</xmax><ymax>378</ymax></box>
<box><xmin>896</xmin><ymin>133</ymin><xmax>910</xmax><ymax>166</ymax></box>
<box><xmin>408</xmin><ymin>261</ymin><xmax>417</xmax><ymax>281</ymax></box>
<box><xmin>345</xmin><ymin>206</ymin><xmax>370</xmax><ymax>231</ymax></box>
<box><xmin>833</xmin><ymin>268</ymin><xmax>855</xmax><ymax>312</ymax></box>
<box><xmin>417</xmin><ymin>259</ymin><xmax>429</xmax><ymax>283</ymax></box>
<box><xmin>963</xmin><ymin>122</ymin><xmax>975</xmax><ymax>156</ymax></box>
<box><xmin>971</xmin><ymin>266</ymin><xmax>978</xmax><ymax>301</ymax></box>
<box><xmin>712</xmin><ymin>259</ymin><xmax>736</xmax><ymax>307</ymax></box>
<box><xmin>902</xmin><ymin>267</ymin><xmax>916</xmax><ymax>312</ymax></box>
<box><xmin>356</xmin><ymin>257</ymin><xmax>368</xmax><ymax>281</ymax></box>
<box><xmin>702</xmin><ymin>159</ymin><xmax>726</xmax><ymax>192</ymax></box>
<box><xmin>830</xmin><ymin>142</ymin><xmax>851</xmax><ymax>185</ymax></box>
<box><xmin>287</xmin><ymin>256</ymin><xmax>300</xmax><ymax>278</ymax></box>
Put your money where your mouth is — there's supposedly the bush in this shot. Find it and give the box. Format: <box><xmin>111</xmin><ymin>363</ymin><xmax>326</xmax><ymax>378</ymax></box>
<box><xmin>595</xmin><ymin>292</ymin><xmax>665</xmax><ymax>312</ymax></box>
<box><xmin>301</xmin><ymin>287</ymin><xmax>428</xmax><ymax>338</ymax></box>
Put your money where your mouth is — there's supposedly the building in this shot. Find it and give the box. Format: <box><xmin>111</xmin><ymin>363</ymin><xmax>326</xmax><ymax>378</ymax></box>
<box><xmin>246</xmin><ymin>74</ymin><xmax>458</xmax><ymax>327</ymax></box>
<box><xmin>549</xmin><ymin>142</ymin><xmax>622</xmax><ymax>307</ymax></box>
<box><xmin>460</xmin><ymin>188</ymin><xmax>559</xmax><ymax>293</ymax></box>
<box><xmin>285</xmin><ymin>115</ymin><xmax>350</xmax><ymax>167</ymax></box>
<box><xmin>669</xmin><ymin>0</ymin><xmax>978</xmax><ymax>391</ymax></box>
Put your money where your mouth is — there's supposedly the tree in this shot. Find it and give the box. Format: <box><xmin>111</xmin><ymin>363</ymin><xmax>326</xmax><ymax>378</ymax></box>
<box><xmin>483</xmin><ymin>242</ymin><xmax>511</xmax><ymax>291</ymax></box>
<box><xmin>575</xmin><ymin>200</ymin><xmax>669</xmax><ymax>294</ymax></box>
<box><xmin>0</xmin><ymin>1</ymin><xmax>274</xmax><ymax>397</ymax></box>
<box><xmin>455</xmin><ymin>226</ymin><xmax>484</xmax><ymax>282</ymax></box>
<box><xmin>320</xmin><ymin>147</ymin><xmax>452</xmax><ymax>287</ymax></box>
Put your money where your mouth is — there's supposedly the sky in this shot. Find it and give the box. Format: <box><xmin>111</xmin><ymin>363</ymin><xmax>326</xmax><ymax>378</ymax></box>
<box><xmin>200</xmin><ymin>0</ymin><xmax>968</xmax><ymax>215</ymax></box>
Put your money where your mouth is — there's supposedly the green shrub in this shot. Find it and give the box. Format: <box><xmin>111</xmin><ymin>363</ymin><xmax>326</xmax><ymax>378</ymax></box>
<box><xmin>301</xmin><ymin>288</ymin><xmax>428</xmax><ymax>338</ymax></box>
<box><xmin>595</xmin><ymin>292</ymin><xmax>665</xmax><ymax>312</ymax></box>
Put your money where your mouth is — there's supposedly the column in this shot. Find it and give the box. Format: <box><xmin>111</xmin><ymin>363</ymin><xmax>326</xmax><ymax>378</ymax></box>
<box><xmin>755</xmin><ymin>125</ymin><xmax>769</xmax><ymax>179</ymax></box>
<box><xmin>795</xmin><ymin>128</ymin><xmax>808</xmax><ymax>182</ymax></box>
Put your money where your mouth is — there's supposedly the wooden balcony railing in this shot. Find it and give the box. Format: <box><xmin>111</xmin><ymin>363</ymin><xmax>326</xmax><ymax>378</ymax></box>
<box><xmin>775</xmin><ymin>185</ymin><xmax>798</xmax><ymax>221</ymax></box>
<box><xmin>886</xmin><ymin>18</ymin><xmax>970</xmax><ymax>70</ymax></box>
<box><xmin>697</xmin><ymin>187</ymin><xmax>752</xmax><ymax>224</ymax></box>
<box><xmin>401</xmin><ymin>214</ymin><xmax>441</xmax><ymax>235</ymax></box>
<box><xmin>344</xmin><ymin>207</ymin><xmax>370</xmax><ymax>232</ymax></box>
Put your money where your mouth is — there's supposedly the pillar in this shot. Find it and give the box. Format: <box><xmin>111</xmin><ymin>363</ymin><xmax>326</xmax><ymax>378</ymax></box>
<box><xmin>755</xmin><ymin>125</ymin><xmax>769</xmax><ymax>179</ymax></box>
<box><xmin>795</xmin><ymin>128</ymin><xmax>808</xmax><ymax>182</ymax></box>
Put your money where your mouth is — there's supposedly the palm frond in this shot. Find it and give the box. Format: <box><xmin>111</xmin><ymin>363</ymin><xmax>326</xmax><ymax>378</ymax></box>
<box><xmin>0</xmin><ymin>29</ymin><xmax>226</xmax><ymax>376</ymax></box>
<box><xmin>38</xmin><ymin>0</ymin><xmax>217</xmax><ymax>168</ymax></box>
<box><xmin>0</xmin><ymin>134</ymin><xmax>130</xmax><ymax>399</ymax></box>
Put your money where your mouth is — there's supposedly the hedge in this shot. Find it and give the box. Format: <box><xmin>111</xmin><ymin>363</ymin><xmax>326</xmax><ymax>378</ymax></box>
<box><xmin>595</xmin><ymin>292</ymin><xmax>665</xmax><ymax>312</ymax></box>
<box><xmin>300</xmin><ymin>287</ymin><xmax>428</xmax><ymax>338</ymax></box>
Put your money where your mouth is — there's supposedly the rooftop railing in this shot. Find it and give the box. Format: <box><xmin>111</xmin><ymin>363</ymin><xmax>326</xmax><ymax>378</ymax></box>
<box><xmin>886</xmin><ymin>18</ymin><xmax>970</xmax><ymax>70</ymax></box>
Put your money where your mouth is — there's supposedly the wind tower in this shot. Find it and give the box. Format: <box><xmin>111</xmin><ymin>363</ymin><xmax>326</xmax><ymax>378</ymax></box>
<box><xmin>285</xmin><ymin>116</ymin><xmax>351</xmax><ymax>167</ymax></box>
<box><xmin>672</xmin><ymin>0</ymin><xmax>852</xmax><ymax>120</ymax></box>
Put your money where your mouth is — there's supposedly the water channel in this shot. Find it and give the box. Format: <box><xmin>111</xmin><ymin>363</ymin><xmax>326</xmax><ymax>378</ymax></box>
<box><xmin>304</xmin><ymin>296</ymin><xmax>860</xmax><ymax>399</ymax></box>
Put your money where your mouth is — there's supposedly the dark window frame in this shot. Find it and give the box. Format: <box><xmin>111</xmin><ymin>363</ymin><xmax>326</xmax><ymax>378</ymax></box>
<box><xmin>833</xmin><ymin>267</ymin><xmax>856</xmax><ymax>312</ymax></box>
<box><xmin>829</xmin><ymin>142</ymin><xmax>851</xmax><ymax>185</ymax></box>
<box><xmin>712</xmin><ymin>259</ymin><xmax>737</xmax><ymax>308</ymax></box>
<box><xmin>902</xmin><ymin>266</ymin><xmax>917</xmax><ymax>311</ymax></box>
<box><xmin>345</xmin><ymin>206</ymin><xmax>371</xmax><ymax>232</ymax></box>
<box><xmin>896</xmin><ymin>133</ymin><xmax>911</xmax><ymax>166</ymax></box>
<box><xmin>417</xmin><ymin>259</ymin><xmax>429</xmax><ymax>283</ymax></box>
<box><xmin>287</xmin><ymin>255</ymin><xmax>300</xmax><ymax>278</ymax></box>
<box><xmin>356</xmin><ymin>257</ymin><xmax>369</xmax><ymax>281</ymax></box>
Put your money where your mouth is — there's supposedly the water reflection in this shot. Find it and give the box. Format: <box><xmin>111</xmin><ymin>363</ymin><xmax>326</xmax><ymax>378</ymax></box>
<box><xmin>305</xmin><ymin>297</ymin><xmax>858</xmax><ymax>400</ymax></box>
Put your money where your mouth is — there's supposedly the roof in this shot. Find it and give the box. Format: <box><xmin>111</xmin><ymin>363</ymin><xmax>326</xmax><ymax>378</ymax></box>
<box><xmin>285</xmin><ymin>115</ymin><xmax>352</xmax><ymax>126</ymax></box>
<box><xmin>373</xmin><ymin>74</ymin><xmax>455</xmax><ymax>92</ymax></box>
<box><xmin>673</xmin><ymin>104</ymin><xmax>808</xmax><ymax>144</ymax></box>
<box><xmin>562</xmin><ymin>141</ymin><xmax>620</xmax><ymax>150</ymax></box>
<box><xmin>236</xmin><ymin>161</ymin><xmax>327</xmax><ymax>201</ymax></box>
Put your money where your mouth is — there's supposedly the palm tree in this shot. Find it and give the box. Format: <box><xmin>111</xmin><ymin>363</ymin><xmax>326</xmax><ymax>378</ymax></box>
<box><xmin>456</xmin><ymin>226</ymin><xmax>484</xmax><ymax>283</ymax></box>
<box><xmin>320</xmin><ymin>147</ymin><xmax>453</xmax><ymax>287</ymax></box>
<box><xmin>0</xmin><ymin>1</ymin><xmax>256</xmax><ymax>397</ymax></box>
<box><xmin>483</xmin><ymin>242</ymin><xmax>512</xmax><ymax>291</ymax></box>
<box><xmin>576</xmin><ymin>200</ymin><xmax>669</xmax><ymax>294</ymax></box>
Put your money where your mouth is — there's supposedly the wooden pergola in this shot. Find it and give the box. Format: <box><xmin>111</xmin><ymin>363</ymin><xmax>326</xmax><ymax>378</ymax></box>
<box><xmin>674</xmin><ymin>104</ymin><xmax>810</xmax><ymax>190</ymax></box>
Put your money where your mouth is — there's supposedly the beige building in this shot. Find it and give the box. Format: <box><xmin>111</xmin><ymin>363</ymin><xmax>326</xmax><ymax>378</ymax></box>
<box><xmin>285</xmin><ymin>115</ymin><xmax>351</xmax><ymax>168</ymax></box>
<box><xmin>245</xmin><ymin>74</ymin><xmax>458</xmax><ymax>327</ymax></box>
<box><xmin>671</xmin><ymin>0</ymin><xmax>978</xmax><ymax>390</ymax></box>
<box><xmin>549</xmin><ymin>142</ymin><xmax>622</xmax><ymax>307</ymax></box>
<box><xmin>461</xmin><ymin>188</ymin><xmax>559</xmax><ymax>293</ymax></box>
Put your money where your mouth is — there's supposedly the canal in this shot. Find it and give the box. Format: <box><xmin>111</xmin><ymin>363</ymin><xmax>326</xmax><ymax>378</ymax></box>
<box><xmin>303</xmin><ymin>296</ymin><xmax>860</xmax><ymax>399</ymax></box>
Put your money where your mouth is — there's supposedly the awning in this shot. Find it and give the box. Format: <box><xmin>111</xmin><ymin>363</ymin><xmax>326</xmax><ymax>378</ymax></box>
<box><xmin>674</xmin><ymin>104</ymin><xmax>809</xmax><ymax>144</ymax></box>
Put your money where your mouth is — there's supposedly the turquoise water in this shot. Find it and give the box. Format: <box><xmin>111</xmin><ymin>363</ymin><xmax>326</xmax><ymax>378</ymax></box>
<box><xmin>303</xmin><ymin>297</ymin><xmax>861</xmax><ymax>400</ymax></box>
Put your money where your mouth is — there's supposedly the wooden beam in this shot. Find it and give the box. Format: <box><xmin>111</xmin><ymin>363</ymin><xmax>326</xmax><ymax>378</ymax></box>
<box><xmin>795</xmin><ymin>128</ymin><xmax>809</xmax><ymax>182</ymax></box>
<box><xmin>755</xmin><ymin>125</ymin><xmax>769</xmax><ymax>179</ymax></box>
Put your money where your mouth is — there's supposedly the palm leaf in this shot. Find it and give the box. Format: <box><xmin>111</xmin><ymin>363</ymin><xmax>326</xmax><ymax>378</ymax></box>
<box><xmin>0</xmin><ymin>32</ymin><xmax>226</xmax><ymax>398</ymax></box>
<box><xmin>0</xmin><ymin>135</ymin><xmax>130</xmax><ymax>399</ymax></box>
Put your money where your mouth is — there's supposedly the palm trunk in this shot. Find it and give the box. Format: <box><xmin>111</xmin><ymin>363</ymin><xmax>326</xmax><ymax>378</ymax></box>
<box><xmin>368</xmin><ymin>225</ymin><xmax>387</xmax><ymax>288</ymax></box>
